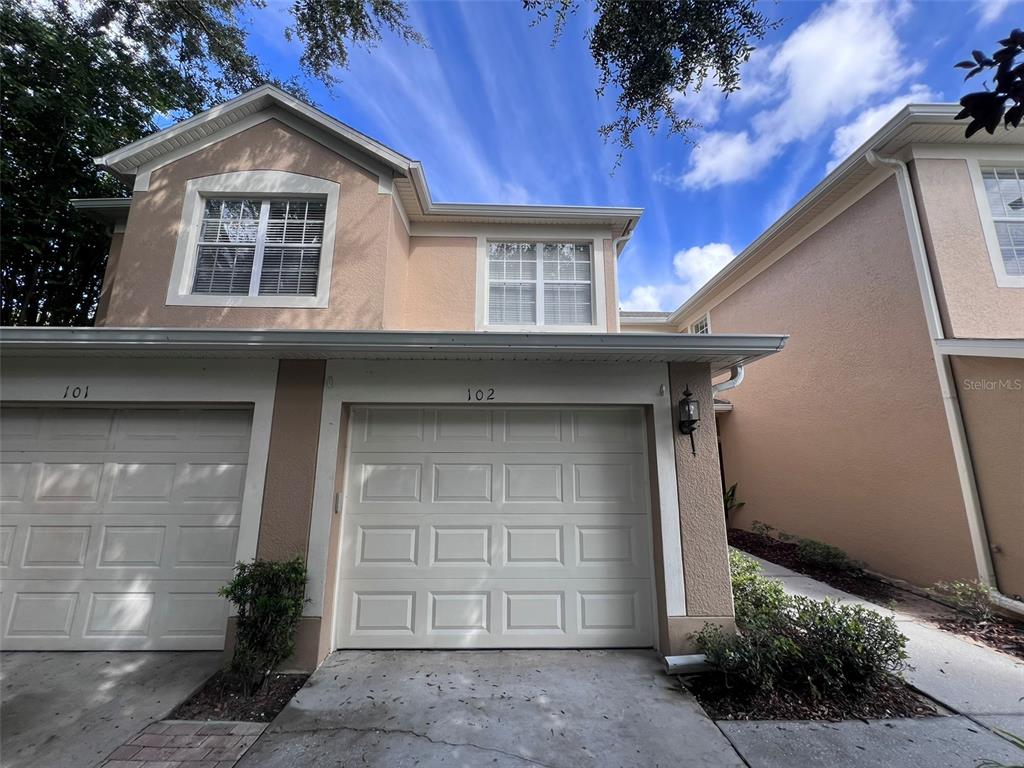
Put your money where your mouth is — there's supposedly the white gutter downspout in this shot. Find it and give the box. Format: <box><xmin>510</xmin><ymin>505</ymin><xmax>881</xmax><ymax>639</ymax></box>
<box><xmin>866</xmin><ymin>151</ymin><xmax>1023</xmax><ymax>617</ymax></box>
<box><xmin>712</xmin><ymin>365</ymin><xmax>744</xmax><ymax>394</ymax></box>
<box><xmin>611</xmin><ymin>234</ymin><xmax>632</xmax><ymax>333</ymax></box>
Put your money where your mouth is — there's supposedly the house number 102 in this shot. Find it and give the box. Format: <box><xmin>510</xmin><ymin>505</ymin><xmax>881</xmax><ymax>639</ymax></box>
<box><xmin>467</xmin><ymin>387</ymin><xmax>496</xmax><ymax>401</ymax></box>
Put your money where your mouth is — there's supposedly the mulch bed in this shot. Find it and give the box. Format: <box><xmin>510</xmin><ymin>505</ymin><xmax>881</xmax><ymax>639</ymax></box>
<box><xmin>682</xmin><ymin>673</ymin><xmax>938</xmax><ymax>721</ymax></box>
<box><xmin>728</xmin><ymin>527</ymin><xmax>900</xmax><ymax>604</ymax></box>
<box><xmin>171</xmin><ymin>671</ymin><xmax>309</xmax><ymax>722</ymax></box>
<box><xmin>932</xmin><ymin>616</ymin><xmax>1024</xmax><ymax>660</ymax></box>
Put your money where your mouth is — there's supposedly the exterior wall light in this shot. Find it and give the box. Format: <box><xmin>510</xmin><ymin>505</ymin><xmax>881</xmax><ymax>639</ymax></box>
<box><xmin>678</xmin><ymin>385</ymin><xmax>700</xmax><ymax>456</ymax></box>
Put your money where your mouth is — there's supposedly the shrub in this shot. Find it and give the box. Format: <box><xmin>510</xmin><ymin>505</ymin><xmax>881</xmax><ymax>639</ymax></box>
<box><xmin>795</xmin><ymin>538</ymin><xmax>854</xmax><ymax>571</ymax></box>
<box><xmin>933</xmin><ymin>579</ymin><xmax>994</xmax><ymax>623</ymax></box>
<box><xmin>723</xmin><ymin>484</ymin><xmax>745</xmax><ymax>521</ymax></box>
<box><xmin>698</xmin><ymin>552</ymin><xmax>908</xmax><ymax>702</ymax></box>
<box><xmin>220</xmin><ymin>557</ymin><xmax>308</xmax><ymax>696</ymax></box>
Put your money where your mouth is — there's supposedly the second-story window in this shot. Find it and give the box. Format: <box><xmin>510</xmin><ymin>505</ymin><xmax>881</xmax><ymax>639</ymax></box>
<box><xmin>487</xmin><ymin>241</ymin><xmax>593</xmax><ymax>326</ymax></box>
<box><xmin>981</xmin><ymin>166</ymin><xmax>1024</xmax><ymax>277</ymax></box>
<box><xmin>690</xmin><ymin>315</ymin><xmax>710</xmax><ymax>334</ymax></box>
<box><xmin>192</xmin><ymin>197</ymin><xmax>326</xmax><ymax>296</ymax></box>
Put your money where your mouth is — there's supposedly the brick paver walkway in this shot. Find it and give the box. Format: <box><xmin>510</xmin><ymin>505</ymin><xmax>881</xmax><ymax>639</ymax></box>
<box><xmin>99</xmin><ymin>720</ymin><xmax>266</xmax><ymax>767</ymax></box>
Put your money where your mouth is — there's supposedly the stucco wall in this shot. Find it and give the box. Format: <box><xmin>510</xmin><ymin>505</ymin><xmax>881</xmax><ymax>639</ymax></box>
<box><xmin>951</xmin><ymin>355</ymin><xmax>1024</xmax><ymax>599</ymax></box>
<box><xmin>710</xmin><ymin>177</ymin><xmax>977</xmax><ymax>587</ymax></box>
<box><xmin>402</xmin><ymin>236</ymin><xmax>477</xmax><ymax>330</ymax></box>
<box><xmin>382</xmin><ymin>197</ymin><xmax>411</xmax><ymax>328</ymax></box>
<box><xmin>94</xmin><ymin>230</ymin><xmax>124</xmax><ymax>323</ymax></box>
<box><xmin>911</xmin><ymin>158</ymin><xmax>1024</xmax><ymax>340</ymax></box>
<box><xmin>99</xmin><ymin>119</ymin><xmax>392</xmax><ymax>329</ymax></box>
<box><xmin>256</xmin><ymin>359</ymin><xmax>325</xmax><ymax>560</ymax></box>
<box><xmin>669</xmin><ymin>361</ymin><xmax>734</xmax><ymax>618</ymax></box>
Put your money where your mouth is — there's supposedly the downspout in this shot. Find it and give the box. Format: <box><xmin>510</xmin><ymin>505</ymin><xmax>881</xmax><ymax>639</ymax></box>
<box><xmin>712</xmin><ymin>365</ymin><xmax>744</xmax><ymax>394</ymax></box>
<box><xmin>610</xmin><ymin>233</ymin><xmax>633</xmax><ymax>333</ymax></box>
<box><xmin>866</xmin><ymin>151</ymin><xmax>1023</xmax><ymax>617</ymax></box>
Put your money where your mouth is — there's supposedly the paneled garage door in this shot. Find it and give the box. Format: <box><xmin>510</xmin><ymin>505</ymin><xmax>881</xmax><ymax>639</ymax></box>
<box><xmin>336</xmin><ymin>406</ymin><xmax>655</xmax><ymax>648</ymax></box>
<box><xmin>0</xmin><ymin>407</ymin><xmax>251</xmax><ymax>650</ymax></box>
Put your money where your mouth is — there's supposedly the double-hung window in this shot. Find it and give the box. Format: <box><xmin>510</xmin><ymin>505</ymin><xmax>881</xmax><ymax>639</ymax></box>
<box><xmin>192</xmin><ymin>197</ymin><xmax>326</xmax><ymax>297</ymax></box>
<box><xmin>487</xmin><ymin>241</ymin><xmax>594</xmax><ymax>326</ymax></box>
<box><xmin>980</xmin><ymin>166</ymin><xmax>1024</xmax><ymax>279</ymax></box>
<box><xmin>690</xmin><ymin>315</ymin><xmax>710</xmax><ymax>334</ymax></box>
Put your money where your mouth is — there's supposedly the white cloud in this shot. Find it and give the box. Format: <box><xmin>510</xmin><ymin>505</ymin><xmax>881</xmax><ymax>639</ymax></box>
<box><xmin>663</xmin><ymin>0</ymin><xmax>923</xmax><ymax>190</ymax></box>
<box><xmin>827</xmin><ymin>84</ymin><xmax>939</xmax><ymax>170</ymax></box>
<box><xmin>681</xmin><ymin>131</ymin><xmax>777</xmax><ymax>190</ymax></box>
<box><xmin>621</xmin><ymin>243</ymin><xmax>736</xmax><ymax>311</ymax></box>
<box><xmin>975</xmin><ymin>0</ymin><xmax>1020</xmax><ymax>24</ymax></box>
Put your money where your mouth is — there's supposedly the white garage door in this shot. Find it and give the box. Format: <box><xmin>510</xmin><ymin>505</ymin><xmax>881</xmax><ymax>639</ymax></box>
<box><xmin>336</xmin><ymin>406</ymin><xmax>655</xmax><ymax>648</ymax></box>
<box><xmin>0</xmin><ymin>406</ymin><xmax>251</xmax><ymax>650</ymax></box>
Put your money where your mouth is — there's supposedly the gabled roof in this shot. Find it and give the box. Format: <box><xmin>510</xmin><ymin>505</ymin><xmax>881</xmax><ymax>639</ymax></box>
<box><xmin>93</xmin><ymin>85</ymin><xmax>642</xmax><ymax>237</ymax></box>
<box><xmin>665</xmin><ymin>104</ymin><xmax>1023</xmax><ymax>326</ymax></box>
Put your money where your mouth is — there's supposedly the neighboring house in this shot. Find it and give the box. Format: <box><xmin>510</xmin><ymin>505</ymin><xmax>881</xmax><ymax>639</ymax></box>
<box><xmin>0</xmin><ymin>85</ymin><xmax>786</xmax><ymax>669</ymax></box>
<box><xmin>625</xmin><ymin>106</ymin><xmax>1024</xmax><ymax>606</ymax></box>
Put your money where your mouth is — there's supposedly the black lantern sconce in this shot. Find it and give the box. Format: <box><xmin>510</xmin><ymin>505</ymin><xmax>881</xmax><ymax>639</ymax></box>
<box><xmin>678</xmin><ymin>385</ymin><xmax>700</xmax><ymax>456</ymax></box>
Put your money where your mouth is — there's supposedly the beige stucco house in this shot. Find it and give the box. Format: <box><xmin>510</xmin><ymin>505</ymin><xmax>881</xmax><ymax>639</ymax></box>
<box><xmin>624</xmin><ymin>106</ymin><xmax>1023</xmax><ymax>609</ymax></box>
<box><xmin>0</xmin><ymin>86</ymin><xmax>786</xmax><ymax>669</ymax></box>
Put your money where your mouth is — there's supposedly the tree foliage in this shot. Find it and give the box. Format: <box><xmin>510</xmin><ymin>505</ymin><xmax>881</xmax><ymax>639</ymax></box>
<box><xmin>526</xmin><ymin>0</ymin><xmax>777</xmax><ymax>155</ymax></box>
<box><xmin>3</xmin><ymin>0</ymin><xmax>775</xmax><ymax>325</ymax></box>
<box><xmin>956</xmin><ymin>28</ymin><xmax>1024</xmax><ymax>137</ymax></box>
<box><xmin>1</xmin><ymin>0</ymin><xmax>419</xmax><ymax>326</ymax></box>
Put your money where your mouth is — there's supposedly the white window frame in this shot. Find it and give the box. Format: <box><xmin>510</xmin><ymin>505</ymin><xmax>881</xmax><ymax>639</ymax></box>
<box><xmin>167</xmin><ymin>170</ymin><xmax>339</xmax><ymax>307</ymax></box>
<box><xmin>967</xmin><ymin>158</ymin><xmax>1024</xmax><ymax>289</ymax></box>
<box><xmin>690</xmin><ymin>314</ymin><xmax>710</xmax><ymax>334</ymax></box>
<box><xmin>469</xmin><ymin>230</ymin><xmax>608</xmax><ymax>333</ymax></box>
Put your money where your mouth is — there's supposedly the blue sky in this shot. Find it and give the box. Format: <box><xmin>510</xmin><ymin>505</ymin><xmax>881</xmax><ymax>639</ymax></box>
<box><xmin>248</xmin><ymin>0</ymin><xmax>1020</xmax><ymax>312</ymax></box>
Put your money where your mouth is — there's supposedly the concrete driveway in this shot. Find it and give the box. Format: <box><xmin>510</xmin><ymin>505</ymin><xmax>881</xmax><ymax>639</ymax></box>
<box><xmin>238</xmin><ymin>649</ymin><xmax>744</xmax><ymax>768</ymax></box>
<box><xmin>0</xmin><ymin>650</ymin><xmax>221</xmax><ymax>768</ymax></box>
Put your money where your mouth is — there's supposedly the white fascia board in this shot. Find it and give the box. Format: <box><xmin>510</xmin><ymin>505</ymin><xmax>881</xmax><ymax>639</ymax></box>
<box><xmin>95</xmin><ymin>84</ymin><xmax>413</xmax><ymax>176</ymax></box>
<box><xmin>935</xmin><ymin>339</ymin><xmax>1024</xmax><ymax>359</ymax></box>
<box><xmin>407</xmin><ymin>163</ymin><xmax>641</xmax><ymax>235</ymax></box>
<box><xmin>0</xmin><ymin>327</ymin><xmax>787</xmax><ymax>371</ymax></box>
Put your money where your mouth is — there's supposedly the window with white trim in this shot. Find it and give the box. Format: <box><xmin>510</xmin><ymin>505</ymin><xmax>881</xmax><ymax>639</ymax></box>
<box><xmin>192</xmin><ymin>197</ymin><xmax>326</xmax><ymax>296</ymax></box>
<box><xmin>487</xmin><ymin>241</ymin><xmax>593</xmax><ymax>326</ymax></box>
<box><xmin>691</xmin><ymin>315</ymin><xmax>710</xmax><ymax>334</ymax></box>
<box><xmin>980</xmin><ymin>166</ymin><xmax>1024</xmax><ymax>278</ymax></box>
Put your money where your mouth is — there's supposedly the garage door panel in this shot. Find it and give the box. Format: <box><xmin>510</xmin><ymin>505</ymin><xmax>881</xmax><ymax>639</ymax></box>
<box><xmin>350</xmin><ymin>407</ymin><xmax>644</xmax><ymax>454</ymax></box>
<box><xmin>337</xmin><ymin>579</ymin><xmax>653</xmax><ymax>648</ymax></box>
<box><xmin>347</xmin><ymin>453</ymin><xmax>647</xmax><ymax>514</ymax></box>
<box><xmin>337</xmin><ymin>406</ymin><xmax>655</xmax><ymax>649</ymax></box>
<box><xmin>341</xmin><ymin>513</ymin><xmax>651</xmax><ymax>578</ymax></box>
<box><xmin>1</xmin><ymin>579</ymin><xmax>231</xmax><ymax>650</ymax></box>
<box><xmin>0</xmin><ymin>407</ymin><xmax>251</xmax><ymax>453</ymax></box>
<box><xmin>0</xmin><ymin>407</ymin><xmax>250</xmax><ymax>650</ymax></box>
<box><xmin>0</xmin><ymin>514</ymin><xmax>239</xmax><ymax>581</ymax></box>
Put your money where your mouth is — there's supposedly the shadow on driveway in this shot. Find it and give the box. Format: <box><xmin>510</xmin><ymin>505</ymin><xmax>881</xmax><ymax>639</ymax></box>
<box><xmin>238</xmin><ymin>648</ymin><xmax>743</xmax><ymax>768</ymax></box>
<box><xmin>1</xmin><ymin>650</ymin><xmax>221</xmax><ymax>768</ymax></box>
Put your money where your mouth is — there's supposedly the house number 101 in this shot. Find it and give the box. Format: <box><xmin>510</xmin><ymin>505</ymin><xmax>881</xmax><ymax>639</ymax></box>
<box><xmin>62</xmin><ymin>385</ymin><xmax>89</xmax><ymax>400</ymax></box>
<box><xmin>466</xmin><ymin>387</ymin><xmax>496</xmax><ymax>401</ymax></box>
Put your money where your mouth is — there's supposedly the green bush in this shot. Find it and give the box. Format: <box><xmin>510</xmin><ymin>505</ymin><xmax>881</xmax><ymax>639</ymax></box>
<box><xmin>795</xmin><ymin>538</ymin><xmax>854</xmax><ymax>571</ymax></box>
<box><xmin>698</xmin><ymin>552</ymin><xmax>908</xmax><ymax>702</ymax></box>
<box><xmin>220</xmin><ymin>557</ymin><xmax>308</xmax><ymax>696</ymax></box>
<box><xmin>933</xmin><ymin>579</ymin><xmax>994</xmax><ymax>623</ymax></box>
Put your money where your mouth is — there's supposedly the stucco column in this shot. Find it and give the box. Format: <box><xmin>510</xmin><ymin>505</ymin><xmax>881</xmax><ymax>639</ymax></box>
<box><xmin>227</xmin><ymin>359</ymin><xmax>326</xmax><ymax>671</ymax></box>
<box><xmin>666</xmin><ymin>362</ymin><xmax>735</xmax><ymax>651</ymax></box>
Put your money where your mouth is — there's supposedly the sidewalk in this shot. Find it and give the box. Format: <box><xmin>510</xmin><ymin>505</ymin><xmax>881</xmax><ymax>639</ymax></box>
<box><xmin>717</xmin><ymin>553</ymin><xmax>1024</xmax><ymax>768</ymax></box>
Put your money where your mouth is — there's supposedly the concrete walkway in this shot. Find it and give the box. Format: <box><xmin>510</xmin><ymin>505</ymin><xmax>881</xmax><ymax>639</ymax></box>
<box><xmin>718</xmin><ymin>555</ymin><xmax>1024</xmax><ymax>768</ymax></box>
<box><xmin>0</xmin><ymin>651</ymin><xmax>222</xmax><ymax>768</ymax></box>
<box><xmin>238</xmin><ymin>649</ymin><xmax>745</xmax><ymax>768</ymax></box>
